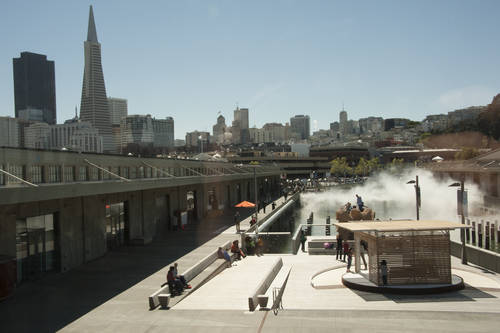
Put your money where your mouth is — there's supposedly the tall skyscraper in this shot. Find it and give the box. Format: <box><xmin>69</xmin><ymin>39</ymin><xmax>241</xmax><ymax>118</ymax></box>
<box><xmin>153</xmin><ymin>117</ymin><xmax>175</xmax><ymax>149</ymax></box>
<box><xmin>108</xmin><ymin>97</ymin><xmax>128</xmax><ymax>126</ymax></box>
<box><xmin>233</xmin><ymin>107</ymin><xmax>249</xmax><ymax>144</ymax></box>
<box><xmin>79</xmin><ymin>6</ymin><xmax>113</xmax><ymax>152</ymax></box>
<box><xmin>339</xmin><ymin>109</ymin><xmax>348</xmax><ymax>136</ymax></box>
<box><xmin>290</xmin><ymin>115</ymin><xmax>310</xmax><ymax>140</ymax></box>
<box><xmin>13</xmin><ymin>52</ymin><xmax>56</xmax><ymax>124</ymax></box>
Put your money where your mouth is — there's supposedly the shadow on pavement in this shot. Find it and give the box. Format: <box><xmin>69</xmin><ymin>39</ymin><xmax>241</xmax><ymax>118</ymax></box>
<box><xmin>0</xmin><ymin>210</ymin><xmax>239</xmax><ymax>333</ymax></box>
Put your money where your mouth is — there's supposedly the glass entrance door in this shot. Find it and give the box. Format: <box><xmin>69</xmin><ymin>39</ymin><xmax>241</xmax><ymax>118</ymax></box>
<box><xmin>16</xmin><ymin>214</ymin><xmax>59</xmax><ymax>284</ymax></box>
<box><xmin>105</xmin><ymin>202</ymin><xmax>127</xmax><ymax>250</ymax></box>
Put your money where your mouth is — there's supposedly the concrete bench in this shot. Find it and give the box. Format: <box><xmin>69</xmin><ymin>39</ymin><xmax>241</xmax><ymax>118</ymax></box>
<box><xmin>258</xmin><ymin>265</ymin><xmax>292</xmax><ymax>311</ymax></box>
<box><xmin>149</xmin><ymin>285</ymin><xmax>170</xmax><ymax>310</ymax></box>
<box><xmin>148</xmin><ymin>239</ymin><xmax>236</xmax><ymax>310</ymax></box>
<box><xmin>248</xmin><ymin>257</ymin><xmax>283</xmax><ymax>311</ymax></box>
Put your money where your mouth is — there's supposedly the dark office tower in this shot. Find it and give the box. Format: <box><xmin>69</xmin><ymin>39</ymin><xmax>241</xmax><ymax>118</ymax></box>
<box><xmin>13</xmin><ymin>52</ymin><xmax>56</xmax><ymax>124</ymax></box>
<box><xmin>79</xmin><ymin>5</ymin><xmax>113</xmax><ymax>152</ymax></box>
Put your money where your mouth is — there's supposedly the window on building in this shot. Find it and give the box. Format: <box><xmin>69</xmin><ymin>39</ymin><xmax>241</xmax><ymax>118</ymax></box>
<box><xmin>30</xmin><ymin>165</ymin><xmax>43</xmax><ymax>184</ymax></box>
<box><xmin>6</xmin><ymin>164</ymin><xmax>24</xmax><ymax>185</ymax></box>
<box><xmin>63</xmin><ymin>166</ymin><xmax>74</xmax><ymax>182</ymax></box>
<box><xmin>78</xmin><ymin>166</ymin><xmax>87</xmax><ymax>181</ymax></box>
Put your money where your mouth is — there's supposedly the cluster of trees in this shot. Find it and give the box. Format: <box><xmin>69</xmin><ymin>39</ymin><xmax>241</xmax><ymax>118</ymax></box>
<box><xmin>454</xmin><ymin>147</ymin><xmax>480</xmax><ymax>160</ymax></box>
<box><xmin>330</xmin><ymin>157</ymin><xmax>381</xmax><ymax>176</ymax></box>
<box><xmin>330</xmin><ymin>157</ymin><xmax>409</xmax><ymax>177</ymax></box>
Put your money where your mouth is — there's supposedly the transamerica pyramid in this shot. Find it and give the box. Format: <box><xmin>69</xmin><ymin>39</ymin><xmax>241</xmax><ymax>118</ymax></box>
<box><xmin>79</xmin><ymin>5</ymin><xmax>114</xmax><ymax>152</ymax></box>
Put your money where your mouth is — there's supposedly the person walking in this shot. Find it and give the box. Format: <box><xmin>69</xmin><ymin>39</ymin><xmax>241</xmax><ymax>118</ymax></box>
<box><xmin>346</xmin><ymin>248</ymin><xmax>353</xmax><ymax>272</ymax></box>
<box><xmin>234</xmin><ymin>211</ymin><xmax>241</xmax><ymax>233</ymax></box>
<box><xmin>300</xmin><ymin>229</ymin><xmax>306</xmax><ymax>252</ymax></box>
<box><xmin>336</xmin><ymin>233</ymin><xmax>343</xmax><ymax>260</ymax></box>
<box><xmin>342</xmin><ymin>240</ymin><xmax>349</xmax><ymax>262</ymax></box>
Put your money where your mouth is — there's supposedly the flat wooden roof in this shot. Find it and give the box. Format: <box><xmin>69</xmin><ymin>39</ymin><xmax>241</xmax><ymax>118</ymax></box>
<box><xmin>334</xmin><ymin>220</ymin><xmax>470</xmax><ymax>232</ymax></box>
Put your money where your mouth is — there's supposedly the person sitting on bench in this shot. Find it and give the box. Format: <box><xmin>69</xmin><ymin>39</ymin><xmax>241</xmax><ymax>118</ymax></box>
<box><xmin>231</xmin><ymin>240</ymin><xmax>246</xmax><ymax>260</ymax></box>
<box><xmin>167</xmin><ymin>266</ymin><xmax>184</xmax><ymax>295</ymax></box>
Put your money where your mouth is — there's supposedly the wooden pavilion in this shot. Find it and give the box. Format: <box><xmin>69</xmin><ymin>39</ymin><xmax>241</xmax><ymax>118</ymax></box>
<box><xmin>334</xmin><ymin>220</ymin><xmax>470</xmax><ymax>286</ymax></box>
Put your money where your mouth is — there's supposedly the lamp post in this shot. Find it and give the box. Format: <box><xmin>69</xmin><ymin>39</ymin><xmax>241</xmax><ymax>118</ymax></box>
<box><xmin>253</xmin><ymin>165</ymin><xmax>259</xmax><ymax>234</ymax></box>
<box><xmin>449</xmin><ymin>180</ymin><xmax>468</xmax><ymax>265</ymax></box>
<box><xmin>406</xmin><ymin>176</ymin><xmax>420</xmax><ymax>220</ymax></box>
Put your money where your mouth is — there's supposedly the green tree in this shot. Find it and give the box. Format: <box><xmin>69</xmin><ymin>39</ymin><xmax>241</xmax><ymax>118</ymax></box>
<box><xmin>367</xmin><ymin>157</ymin><xmax>381</xmax><ymax>173</ymax></box>
<box><xmin>355</xmin><ymin>157</ymin><xmax>369</xmax><ymax>176</ymax></box>
<box><xmin>388</xmin><ymin>158</ymin><xmax>405</xmax><ymax>173</ymax></box>
<box><xmin>454</xmin><ymin>147</ymin><xmax>480</xmax><ymax>160</ymax></box>
<box><xmin>330</xmin><ymin>157</ymin><xmax>352</xmax><ymax>177</ymax></box>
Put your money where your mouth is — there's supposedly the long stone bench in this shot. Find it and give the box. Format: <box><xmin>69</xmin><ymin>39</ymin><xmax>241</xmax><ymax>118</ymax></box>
<box><xmin>248</xmin><ymin>257</ymin><xmax>283</xmax><ymax>311</ymax></box>
<box><xmin>257</xmin><ymin>265</ymin><xmax>292</xmax><ymax>311</ymax></box>
<box><xmin>148</xmin><ymin>239</ymin><xmax>235</xmax><ymax>310</ymax></box>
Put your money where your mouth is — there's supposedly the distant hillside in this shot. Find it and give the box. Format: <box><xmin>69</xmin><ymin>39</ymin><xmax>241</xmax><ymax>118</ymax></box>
<box><xmin>421</xmin><ymin>131</ymin><xmax>500</xmax><ymax>149</ymax></box>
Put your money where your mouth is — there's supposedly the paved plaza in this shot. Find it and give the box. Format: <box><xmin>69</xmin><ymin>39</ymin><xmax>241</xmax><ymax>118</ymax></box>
<box><xmin>1</xmin><ymin>198</ymin><xmax>500</xmax><ymax>332</ymax></box>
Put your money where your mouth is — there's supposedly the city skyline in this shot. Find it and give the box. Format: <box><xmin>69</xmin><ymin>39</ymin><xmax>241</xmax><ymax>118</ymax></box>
<box><xmin>1</xmin><ymin>1</ymin><xmax>500</xmax><ymax>139</ymax></box>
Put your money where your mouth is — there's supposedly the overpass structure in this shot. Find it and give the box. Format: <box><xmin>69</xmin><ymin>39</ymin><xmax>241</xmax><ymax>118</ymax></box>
<box><xmin>0</xmin><ymin>147</ymin><xmax>281</xmax><ymax>286</ymax></box>
<box><xmin>228</xmin><ymin>156</ymin><xmax>331</xmax><ymax>178</ymax></box>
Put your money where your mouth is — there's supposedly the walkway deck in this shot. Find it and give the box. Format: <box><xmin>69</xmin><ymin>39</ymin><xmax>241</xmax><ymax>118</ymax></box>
<box><xmin>2</xmin><ymin>194</ymin><xmax>500</xmax><ymax>333</ymax></box>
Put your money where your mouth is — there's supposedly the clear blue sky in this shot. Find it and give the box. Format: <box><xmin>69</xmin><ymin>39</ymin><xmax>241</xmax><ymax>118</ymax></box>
<box><xmin>2</xmin><ymin>0</ymin><xmax>500</xmax><ymax>138</ymax></box>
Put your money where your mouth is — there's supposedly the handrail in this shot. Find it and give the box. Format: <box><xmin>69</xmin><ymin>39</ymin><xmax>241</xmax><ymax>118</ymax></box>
<box><xmin>0</xmin><ymin>168</ymin><xmax>38</xmax><ymax>187</ymax></box>
<box><xmin>84</xmin><ymin>159</ymin><xmax>131</xmax><ymax>182</ymax></box>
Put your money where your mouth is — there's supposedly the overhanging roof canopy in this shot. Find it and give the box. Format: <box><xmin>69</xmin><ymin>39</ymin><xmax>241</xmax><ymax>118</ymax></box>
<box><xmin>334</xmin><ymin>220</ymin><xmax>470</xmax><ymax>233</ymax></box>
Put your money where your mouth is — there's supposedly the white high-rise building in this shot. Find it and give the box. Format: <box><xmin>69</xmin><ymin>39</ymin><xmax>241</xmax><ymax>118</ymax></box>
<box><xmin>0</xmin><ymin>117</ymin><xmax>19</xmax><ymax>148</ymax></box>
<box><xmin>25</xmin><ymin>123</ymin><xmax>50</xmax><ymax>149</ymax></box>
<box><xmin>108</xmin><ymin>97</ymin><xmax>128</xmax><ymax>126</ymax></box>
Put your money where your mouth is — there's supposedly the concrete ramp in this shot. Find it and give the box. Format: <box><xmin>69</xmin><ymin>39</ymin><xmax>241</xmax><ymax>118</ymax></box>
<box><xmin>173</xmin><ymin>256</ymin><xmax>281</xmax><ymax>310</ymax></box>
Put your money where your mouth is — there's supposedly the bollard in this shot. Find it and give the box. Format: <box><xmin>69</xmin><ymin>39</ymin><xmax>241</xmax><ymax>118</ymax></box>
<box><xmin>325</xmin><ymin>216</ymin><xmax>331</xmax><ymax>236</ymax></box>
<box><xmin>485</xmin><ymin>221</ymin><xmax>490</xmax><ymax>250</ymax></box>
<box><xmin>466</xmin><ymin>219</ymin><xmax>470</xmax><ymax>243</ymax></box>
<box><xmin>478</xmin><ymin>221</ymin><xmax>483</xmax><ymax>248</ymax></box>
<box><xmin>471</xmin><ymin>221</ymin><xmax>476</xmax><ymax>245</ymax></box>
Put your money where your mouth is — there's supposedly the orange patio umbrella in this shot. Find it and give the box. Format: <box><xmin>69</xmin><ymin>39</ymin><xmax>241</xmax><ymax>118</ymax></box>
<box><xmin>234</xmin><ymin>201</ymin><xmax>256</xmax><ymax>208</ymax></box>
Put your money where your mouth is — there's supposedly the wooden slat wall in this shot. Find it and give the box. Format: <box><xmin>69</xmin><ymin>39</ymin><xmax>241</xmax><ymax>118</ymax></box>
<box><xmin>360</xmin><ymin>231</ymin><xmax>451</xmax><ymax>286</ymax></box>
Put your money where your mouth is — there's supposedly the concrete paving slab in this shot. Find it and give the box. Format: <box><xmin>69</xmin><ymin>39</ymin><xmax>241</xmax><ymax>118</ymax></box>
<box><xmin>174</xmin><ymin>256</ymin><xmax>280</xmax><ymax>310</ymax></box>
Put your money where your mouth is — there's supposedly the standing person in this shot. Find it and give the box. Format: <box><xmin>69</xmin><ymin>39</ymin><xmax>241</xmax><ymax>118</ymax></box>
<box><xmin>336</xmin><ymin>233</ymin><xmax>343</xmax><ymax>260</ymax></box>
<box><xmin>342</xmin><ymin>240</ymin><xmax>349</xmax><ymax>262</ymax></box>
<box><xmin>380</xmin><ymin>260</ymin><xmax>388</xmax><ymax>285</ymax></box>
<box><xmin>234</xmin><ymin>211</ymin><xmax>241</xmax><ymax>233</ymax></box>
<box><xmin>346</xmin><ymin>248</ymin><xmax>353</xmax><ymax>272</ymax></box>
<box><xmin>356</xmin><ymin>194</ymin><xmax>364</xmax><ymax>212</ymax></box>
<box><xmin>360</xmin><ymin>240</ymin><xmax>368</xmax><ymax>270</ymax></box>
<box><xmin>256</xmin><ymin>237</ymin><xmax>264</xmax><ymax>256</ymax></box>
<box><xmin>300</xmin><ymin>229</ymin><xmax>306</xmax><ymax>252</ymax></box>
<box><xmin>250</xmin><ymin>215</ymin><xmax>256</xmax><ymax>226</ymax></box>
